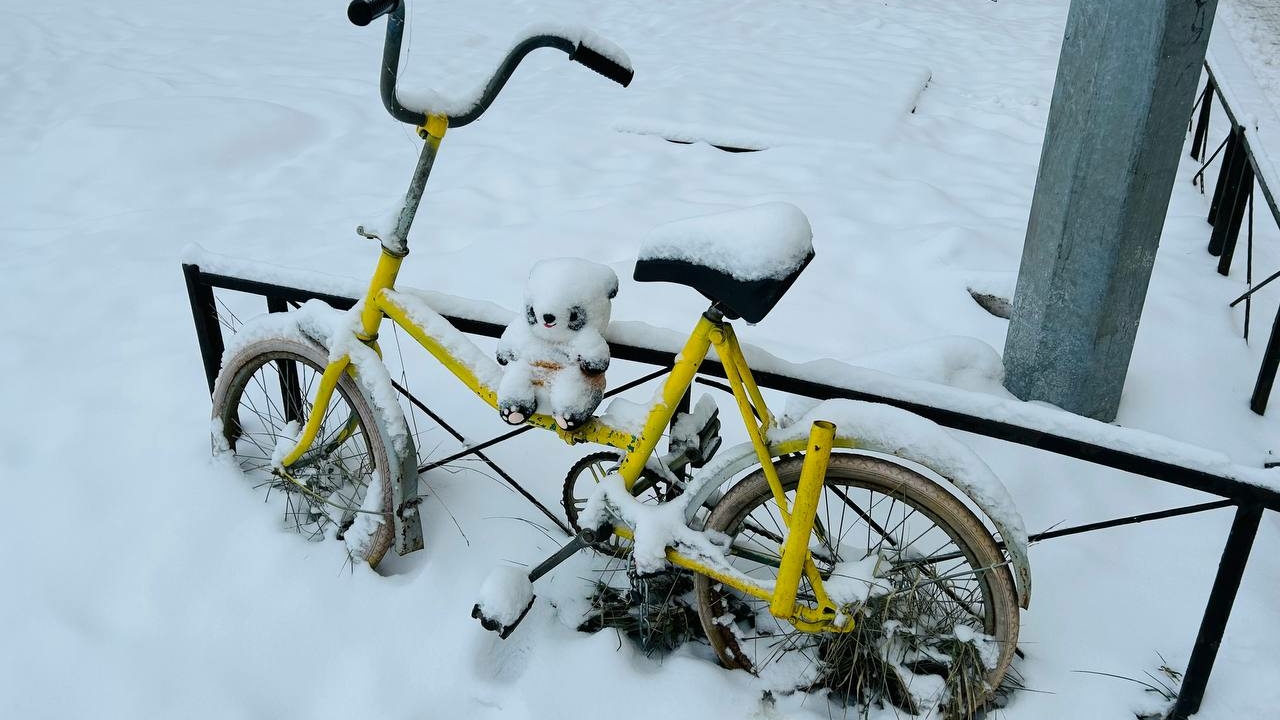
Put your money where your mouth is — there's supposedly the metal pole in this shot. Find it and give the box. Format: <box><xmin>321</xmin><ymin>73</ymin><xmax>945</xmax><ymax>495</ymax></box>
<box><xmin>1004</xmin><ymin>0</ymin><xmax>1220</xmax><ymax>421</ymax></box>
<box><xmin>1168</xmin><ymin>503</ymin><xmax>1263</xmax><ymax>720</ymax></box>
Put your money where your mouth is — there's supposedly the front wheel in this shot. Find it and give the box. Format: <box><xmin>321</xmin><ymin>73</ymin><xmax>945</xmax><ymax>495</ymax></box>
<box><xmin>693</xmin><ymin>453</ymin><xmax>1019</xmax><ymax>717</ymax></box>
<box><xmin>211</xmin><ymin>336</ymin><xmax>397</xmax><ymax>568</ymax></box>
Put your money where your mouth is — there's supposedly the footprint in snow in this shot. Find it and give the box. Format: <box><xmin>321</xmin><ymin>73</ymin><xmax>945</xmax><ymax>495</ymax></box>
<box><xmin>470</xmin><ymin>607</ymin><xmax>536</xmax><ymax>683</ymax></box>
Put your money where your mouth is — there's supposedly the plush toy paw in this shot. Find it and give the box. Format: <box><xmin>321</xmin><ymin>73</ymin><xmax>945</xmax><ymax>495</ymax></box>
<box><xmin>500</xmin><ymin>398</ymin><xmax>537</xmax><ymax>425</ymax></box>
<box><xmin>553</xmin><ymin>409</ymin><xmax>593</xmax><ymax>431</ymax></box>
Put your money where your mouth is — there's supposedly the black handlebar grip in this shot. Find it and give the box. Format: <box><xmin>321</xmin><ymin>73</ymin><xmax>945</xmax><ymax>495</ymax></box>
<box><xmin>348</xmin><ymin>0</ymin><xmax>400</xmax><ymax>27</ymax></box>
<box><xmin>570</xmin><ymin>43</ymin><xmax>634</xmax><ymax>88</ymax></box>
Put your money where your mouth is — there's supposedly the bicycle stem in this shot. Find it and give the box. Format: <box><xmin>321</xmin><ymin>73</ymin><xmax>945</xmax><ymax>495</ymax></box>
<box><xmin>353</xmin><ymin>1</ymin><xmax>633</xmax><ymax>258</ymax></box>
<box><xmin>387</xmin><ymin>115</ymin><xmax>448</xmax><ymax>257</ymax></box>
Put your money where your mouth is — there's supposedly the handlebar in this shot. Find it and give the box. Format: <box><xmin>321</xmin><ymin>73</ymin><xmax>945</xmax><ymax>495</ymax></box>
<box><xmin>568</xmin><ymin>41</ymin><xmax>634</xmax><ymax>87</ymax></box>
<box><xmin>347</xmin><ymin>0</ymin><xmax>633</xmax><ymax>128</ymax></box>
<box><xmin>347</xmin><ymin>0</ymin><xmax>398</xmax><ymax>27</ymax></box>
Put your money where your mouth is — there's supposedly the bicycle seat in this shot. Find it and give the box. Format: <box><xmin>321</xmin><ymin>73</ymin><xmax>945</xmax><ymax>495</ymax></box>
<box><xmin>634</xmin><ymin>203</ymin><xmax>814</xmax><ymax>323</ymax></box>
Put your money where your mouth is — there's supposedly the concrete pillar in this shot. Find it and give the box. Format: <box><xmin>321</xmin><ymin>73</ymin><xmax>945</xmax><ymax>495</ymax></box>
<box><xmin>1003</xmin><ymin>0</ymin><xmax>1218</xmax><ymax>421</ymax></box>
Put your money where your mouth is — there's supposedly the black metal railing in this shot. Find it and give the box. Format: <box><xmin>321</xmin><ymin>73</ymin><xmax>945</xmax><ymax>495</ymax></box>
<box><xmin>1188</xmin><ymin>61</ymin><xmax>1280</xmax><ymax>416</ymax></box>
<box><xmin>183</xmin><ymin>261</ymin><xmax>1279</xmax><ymax>719</ymax></box>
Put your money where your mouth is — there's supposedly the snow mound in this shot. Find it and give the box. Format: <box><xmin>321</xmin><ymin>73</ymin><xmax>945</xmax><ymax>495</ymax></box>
<box><xmin>476</xmin><ymin>566</ymin><xmax>534</xmax><ymax>627</ymax></box>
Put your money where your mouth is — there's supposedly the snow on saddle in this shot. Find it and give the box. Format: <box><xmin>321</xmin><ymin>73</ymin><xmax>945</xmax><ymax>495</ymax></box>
<box><xmin>634</xmin><ymin>202</ymin><xmax>814</xmax><ymax>323</ymax></box>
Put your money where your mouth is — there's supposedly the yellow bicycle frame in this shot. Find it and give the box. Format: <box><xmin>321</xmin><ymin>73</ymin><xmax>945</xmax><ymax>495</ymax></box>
<box><xmin>276</xmin><ymin>119</ymin><xmax>852</xmax><ymax>634</ymax></box>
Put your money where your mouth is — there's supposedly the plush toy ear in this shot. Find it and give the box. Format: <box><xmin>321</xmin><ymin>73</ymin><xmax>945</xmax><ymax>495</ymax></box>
<box><xmin>567</xmin><ymin>305</ymin><xmax>588</xmax><ymax>331</ymax></box>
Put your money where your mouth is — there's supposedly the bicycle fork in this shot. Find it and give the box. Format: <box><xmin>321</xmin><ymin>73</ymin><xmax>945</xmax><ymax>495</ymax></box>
<box><xmin>651</xmin><ymin>419</ymin><xmax>850</xmax><ymax>631</ymax></box>
<box><xmin>770</xmin><ymin>420</ymin><xmax>843</xmax><ymax>629</ymax></box>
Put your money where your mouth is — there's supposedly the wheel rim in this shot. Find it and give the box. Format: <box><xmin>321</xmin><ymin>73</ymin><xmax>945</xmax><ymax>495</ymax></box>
<box><xmin>217</xmin><ymin>350</ymin><xmax>382</xmax><ymax>550</ymax></box>
<box><xmin>697</xmin><ymin>456</ymin><xmax>1015</xmax><ymax>715</ymax></box>
<box><xmin>563</xmin><ymin>451</ymin><xmax>671</xmax><ymax>556</ymax></box>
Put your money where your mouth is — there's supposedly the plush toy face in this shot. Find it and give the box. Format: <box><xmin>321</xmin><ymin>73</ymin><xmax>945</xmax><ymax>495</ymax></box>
<box><xmin>524</xmin><ymin>302</ymin><xmax>593</xmax><ymax>344</ymax></box>
<box><xmin>523</xmin><ymin>258</ymin><xmax>618</xmax><ymax>345</ymax></box>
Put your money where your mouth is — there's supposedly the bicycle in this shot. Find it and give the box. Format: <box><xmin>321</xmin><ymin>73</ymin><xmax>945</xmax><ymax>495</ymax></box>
<box><xmin>210</xmin><ymin>1</ymin><xmax>1031</xmax><ymax>713</ymax></box>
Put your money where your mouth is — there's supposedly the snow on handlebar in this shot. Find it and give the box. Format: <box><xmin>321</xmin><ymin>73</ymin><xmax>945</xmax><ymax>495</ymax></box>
<box><xmin>349</xmin><ymin>1</ymin><xmax>633</xmax><ymax>127</ymax></box>
<box><xmin>396</xmin><ymin>27</ymin><xmax>633</xmax><ymax>123</ymax></box>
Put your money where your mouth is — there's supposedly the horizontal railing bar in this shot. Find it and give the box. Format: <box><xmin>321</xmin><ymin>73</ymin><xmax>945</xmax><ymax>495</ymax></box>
<box><xmin>919</xmin><ymin>499</ymin><xmax>1237</xmax><ymax>566</ymax></box>
<box><xmin>199</xmin><ymin>271</ymin><xmax>357</xmax><ymax>310</ymax></box>
<box><xmin>1027</xmin><ymin>498</ymin><xmax>1235</xmax><ymax>543</ymax></box>
<box><xmin>191</xmin><ymin>267</ymin><xmax>1280</xmax><ymax>512</ymax></box>
<box><xmin>199</xmin><ymin>270</ymin><xmax>512</xmax><ymax>339</ymax></box>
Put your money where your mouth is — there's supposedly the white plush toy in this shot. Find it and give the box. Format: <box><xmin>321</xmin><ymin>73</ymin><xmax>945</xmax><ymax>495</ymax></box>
<box><xmin>496</xmin><ymin>258</ymin><xmax>619</xmax><ymax>430</ymax></box>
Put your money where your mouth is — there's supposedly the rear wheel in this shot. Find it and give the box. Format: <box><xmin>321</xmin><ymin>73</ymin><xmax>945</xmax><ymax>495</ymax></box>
<box><xmin>694</xmin><ymin>454</ymin><xmax>1019</xmax><ymax>717</ymax></box>
<box><xmin>211</xmin><ymin>336</ymin><xmax>396</xmax><ymax>568</ymax></box>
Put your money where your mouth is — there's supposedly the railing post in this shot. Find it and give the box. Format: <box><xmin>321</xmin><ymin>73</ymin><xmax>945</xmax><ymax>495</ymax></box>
<box><xmin>1167</xmin><ymin>503</ymin><xmax>1263</xmax><ymax>720</ymax></box>
<box><xmin>266</xmin><ymin>297</ymin><xmax>304</xmax><ymax>423</ymax></box>
<box><xmin>1250</xmin><ymin>308</ymin><xmax>1280</xmax><ymax>415</ymax></box>
<box><xmin>1212</xmin><ymin>139</ymin><xmax>1254</xmax><ymax>275</ymax></box>
<box><xmin>1208</xmin><ymin>129</ymin><xmax>1246</xmax><ymax>237</ymax></box>
<box><xmin>1190</xmin><ymin>79</ymin><xmax>1214</xmax><ymax>162</ymax></box>
<box><xmin>182</xmin><ymin>263</ymin><xmax>225</xmax><ymax>395</ymax></box>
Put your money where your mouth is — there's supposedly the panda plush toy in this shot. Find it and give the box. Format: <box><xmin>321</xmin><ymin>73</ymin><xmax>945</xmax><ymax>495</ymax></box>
<box><xmin>496</xmin><ymin>258</ymin><xmax>618</xmax><ymax>430</ymax></box>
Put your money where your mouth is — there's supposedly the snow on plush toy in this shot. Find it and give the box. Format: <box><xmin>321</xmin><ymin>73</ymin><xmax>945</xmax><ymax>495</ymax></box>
<box><xmin>496</xmin><ymin>258</ymin><xmax>619</xmax><ymax>430</ymax></box>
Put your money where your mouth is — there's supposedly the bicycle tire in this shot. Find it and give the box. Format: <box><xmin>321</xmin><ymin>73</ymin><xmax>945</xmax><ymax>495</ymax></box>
<box><xmin>211</xmin><ymin>336</ymin><xmax>396</xmax><ymax>568</ymax></box>
<box><xmin>693</xmin><ymin>453</ymin><xmax>1019</xmax><ymax>716</ymax></box>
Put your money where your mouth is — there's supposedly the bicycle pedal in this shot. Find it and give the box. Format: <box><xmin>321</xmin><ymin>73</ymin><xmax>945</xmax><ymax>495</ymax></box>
<box><xmin>471</xmin><ymin>596</ymin><xmax>535</xmax><ymax>639</ymax></box>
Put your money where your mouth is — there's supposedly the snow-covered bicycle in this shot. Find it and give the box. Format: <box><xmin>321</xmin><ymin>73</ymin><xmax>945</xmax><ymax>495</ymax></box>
<box><xmin>210</xmin><ymin>1</ymin><xmax>1030</xmax><ymax>713</ymax></box>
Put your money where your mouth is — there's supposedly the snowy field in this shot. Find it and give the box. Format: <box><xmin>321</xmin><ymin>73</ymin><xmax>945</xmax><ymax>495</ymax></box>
<box><xmin>3</xmin><ymin>1</ymin><xmax>1280</xmax><ymax>718</ymax></box>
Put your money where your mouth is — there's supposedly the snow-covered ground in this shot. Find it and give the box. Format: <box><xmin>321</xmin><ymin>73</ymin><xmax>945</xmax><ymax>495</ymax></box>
<box><xmin>3</xmin><ymin>1</ymin><xmax>1279</xmax><ymax>718</ymax></box>
<box><xmin>1221</xmin><ymin>0</ymin><xmax>1280</xmax><ymax>120</ymax></box>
